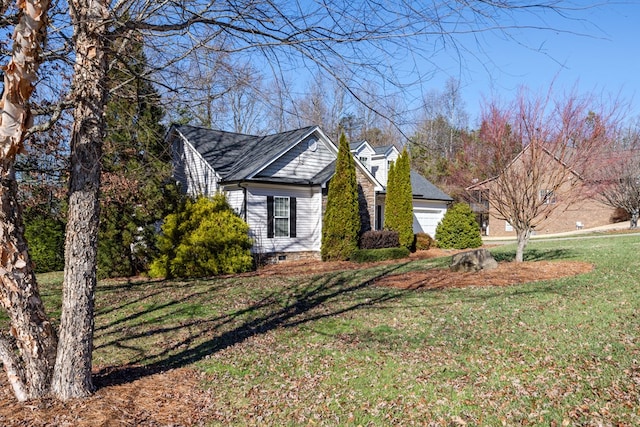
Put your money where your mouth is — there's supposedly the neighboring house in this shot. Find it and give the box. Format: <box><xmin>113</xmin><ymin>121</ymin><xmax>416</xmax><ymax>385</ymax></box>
<box><xmin>168</xmin><ymin>124</ymin><xmax>451</xmax><ymax>261</ymax></box>
<box><xmin>467</xmin><ymin>144</ymin><xmax>614</xmax><ymax>238</ymax></box>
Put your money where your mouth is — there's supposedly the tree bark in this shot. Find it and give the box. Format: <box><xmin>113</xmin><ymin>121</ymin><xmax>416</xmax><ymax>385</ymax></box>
<box><xmin>515</xmin><ymin>227</ymin><xmax>531</xmax><ymax>263</ymax></box>
<box><xmin>0</xmin><ymin>0</ymin><xmax>56</xmax><ymax>401</ymax></box>
<box><xmin>51</xmin><ymin>0</ymin><xmax>109</xmax><ymax>400</ymax></box>
<box><xmin>0</xmin><ymin>176</ymin><xmax>57</xmax><ymax>400</ymax></box>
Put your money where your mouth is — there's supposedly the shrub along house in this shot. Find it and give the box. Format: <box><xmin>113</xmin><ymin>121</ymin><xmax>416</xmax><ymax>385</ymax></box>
<box><xmin>167</xmin><ymin>124</ymin><xmax>452</xmax><ymax>261</ymax></box>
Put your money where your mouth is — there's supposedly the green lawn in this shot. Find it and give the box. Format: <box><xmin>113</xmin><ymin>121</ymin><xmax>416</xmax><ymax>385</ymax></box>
<box><xmin>6</xmin><ymin>234</ymin><xmax>640</xmax><ymax>425</ymax></box>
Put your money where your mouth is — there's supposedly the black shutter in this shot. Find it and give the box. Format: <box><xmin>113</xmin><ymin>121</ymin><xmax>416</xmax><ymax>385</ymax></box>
<box><xmin>290</xmin><ymin>197</ymin><xmax>297</xmax><ymax>237</ymax></box>
<box><xmin>267</xmin><ymin>196</ymin><xmax>274</xmax><ymax>238</ymax></box>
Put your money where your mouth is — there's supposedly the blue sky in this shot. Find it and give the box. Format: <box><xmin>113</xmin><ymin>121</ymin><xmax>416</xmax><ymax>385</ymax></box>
<box><xmin>427</xmin><ymin>3</ymin><xmax>640</xmax><ymax>126</ymax></box>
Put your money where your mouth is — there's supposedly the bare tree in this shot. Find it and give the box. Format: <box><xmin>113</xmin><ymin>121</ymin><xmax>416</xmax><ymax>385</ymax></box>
<box><xmin>293</xmin><ymin>73</ymin><xmax>346</xmax><ymax>140</ymax></box>
<box><xmin>588</xmin><ymin>125</ymin><xmax>640</xmax><ymax>228</ymax></box>
<box><xmin>410</xmin><ymin>78</ymin><xmax>469</xmax><ymax>182</ymax></box>
<box><xmin>472</xmin><ymin>88</ymin><xmax>621</xmax><ymax>262</ymax></box>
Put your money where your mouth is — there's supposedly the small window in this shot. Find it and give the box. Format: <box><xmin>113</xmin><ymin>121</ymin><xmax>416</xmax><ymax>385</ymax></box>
<box><xmin>359</xmin><ymin>156</ymin><xmax>370</xmax><ymax>170</ymax></box>
<box><xmin>539</xmin><ymin>189</ymin><xmax>556</xmax><ymax>205</ymax></box>
<box><xmin>274</xmin><ymin>197</ymin><xmax>290</xmax><ymax>237</ymax></box>
<box><xmin>505</xmin><ymin>222</ymin><xmax>513</xmax><ymax>232</ymax></box>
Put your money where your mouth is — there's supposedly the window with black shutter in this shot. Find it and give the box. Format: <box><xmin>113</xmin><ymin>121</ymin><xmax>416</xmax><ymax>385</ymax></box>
<box><xmin>267</xmin><ymin>196</ymin><xmax>296</xmax><ymax>238</ymax></box>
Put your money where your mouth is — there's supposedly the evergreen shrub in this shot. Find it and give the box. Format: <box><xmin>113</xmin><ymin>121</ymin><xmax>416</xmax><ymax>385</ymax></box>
<box><xmin>434</xmin><ymin>203</ymin><xmax>482</xmax><ymax>249</ymax></box>
<box><xmin>359</xmin><ymin>230</ymin><xmax>400</xmax><ymax>249</ymax></box>
<box><xmin>384</xmin><ymin>149</ymin><xmax>414</xmax><ymax>249</ymax></box>
<box><xmin>351</xmin><ymin>247</ymin><xmax>410</xmax><ymax>263</ymax></box>
<box><xmin>321</xmin><ymin>132</ymin><xmax>360</xmax><ymax>261</ymax></box>
<box><xmin>24</xmin><ymin>213</ymin><xmax>65</xmax><ymax>273</ymax></box>
<box><xmin>149</xmin><ymin>194</ymin><xmax>254</xmax><ymax>278</ymax></box>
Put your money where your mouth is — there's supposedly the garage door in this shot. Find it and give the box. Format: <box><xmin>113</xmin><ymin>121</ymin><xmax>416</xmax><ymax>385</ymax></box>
<box><xmin>413</xmin><ymin>209</ymin><xmax>444</xmax><ymax>236</ymax></box>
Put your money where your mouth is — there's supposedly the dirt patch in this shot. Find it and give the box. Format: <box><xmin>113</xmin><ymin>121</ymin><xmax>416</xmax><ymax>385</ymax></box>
<box><xmin>0</xmin><ymin>251</ymin><xmax>594</xmax><ymax>425</ymax></box>
<box><xmin>375</xmin><ymin>260</ymin><xmax>594</xmax><ymax>290</ymax></box>
<box><xmin>253</xmin><ymin>247</ymin><xmax>461</xmax><ymax>277</ymax></box>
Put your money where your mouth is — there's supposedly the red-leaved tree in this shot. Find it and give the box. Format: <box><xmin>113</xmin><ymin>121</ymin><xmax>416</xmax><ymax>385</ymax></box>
<box><xmin>471</xmin><ymin>88</ymin><xmax>621</xmax><ymax>261</ymax></box>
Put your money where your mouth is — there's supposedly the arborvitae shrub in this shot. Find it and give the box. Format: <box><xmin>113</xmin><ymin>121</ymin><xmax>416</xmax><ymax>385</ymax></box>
<box><xmin>351</xmin><ymin>247</ymin><xmax>410</xmax><ymax>263</ymax></box>
<box><xmin>414</xmin><ymin>232</ymin><xmax>434</xmax><ymax>251</ymax></box>
<box><xmin>149</xmin><ymin>194</ymin><xmax>254</xmax><ymax>278</ymax></box>
<box><xmin>359</xmin><ymin>230</ymin><xmax>400</xmax><ymax>249</ymax></box>
<box><xmin>384</xmin><ymin>149</ymin><xmax>413</xmax><ymax>249</ymax></box>
<box><xmin>435</xmin><ymin>203</ymin><xmax>482</xmax><ymax>249</ymax></box>
<box><xmin>321</xmin><ymin>132</ymin><xmax>360</xmax><ymax>261</ymax></box>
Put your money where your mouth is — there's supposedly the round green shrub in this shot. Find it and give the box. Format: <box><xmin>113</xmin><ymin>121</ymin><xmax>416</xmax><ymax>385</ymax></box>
<box><xmin>435</xmin><ymin>203</ymin><xmax>482</xmax><ymax>249</ymax></box>
<box><xmin>149</xmin><ymin>194</ymin><xmax>254</xmax><ymax>278</ymax></box>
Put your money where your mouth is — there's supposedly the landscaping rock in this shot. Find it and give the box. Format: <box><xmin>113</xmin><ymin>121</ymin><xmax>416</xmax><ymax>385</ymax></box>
<box><xmin>450</xmin><ymin>248</ymin><xmax>498</xmax><ymax>273</ymax></box>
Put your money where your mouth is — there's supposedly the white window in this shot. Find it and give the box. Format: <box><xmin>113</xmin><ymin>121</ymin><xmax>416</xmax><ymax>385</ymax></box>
<box><xmin>539</xmin><ymin>189</ymin><xmax>557</xmax><ymax>205</ymax></box>
<box><xmin>505</xmin><ymin>222</ymin><xmax>513</xmax><ymax>232</ymax></box>
<box><xmin>274</xmin><ymin>196</ymin><xmax>290</xmax><ymax>237</ymax></box>
<box><xmin>359</xmin><ymin>156</ymin><xmax>370</xmax><ymax>170</ymax></box>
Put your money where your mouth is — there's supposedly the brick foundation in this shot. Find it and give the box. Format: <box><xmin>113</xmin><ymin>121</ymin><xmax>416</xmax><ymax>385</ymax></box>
<box><xmin>256</xmin><ymin>251</ymin><xmax>321</xmax><ymax>264</ymax></box>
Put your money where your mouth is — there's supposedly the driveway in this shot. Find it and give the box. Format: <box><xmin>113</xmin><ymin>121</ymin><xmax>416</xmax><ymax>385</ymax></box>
<box><xmin>483</xmin><ymin>221</ymin><xmax>637</xmax><ymax>244</ymax></box>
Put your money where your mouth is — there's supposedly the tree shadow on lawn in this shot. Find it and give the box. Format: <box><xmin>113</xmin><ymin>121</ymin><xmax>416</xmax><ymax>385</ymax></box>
<box><xmin>491</xmin><ymin>248</ymin><xmax>576</xmax><ymax>263</ymax></box>
<box><xmin>93</xmin><ymin>262</ymin><xmax>410</xmax><ymax>389</ymax></box>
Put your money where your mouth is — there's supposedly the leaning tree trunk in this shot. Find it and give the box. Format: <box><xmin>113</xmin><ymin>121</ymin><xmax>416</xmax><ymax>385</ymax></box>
<box><xmin>50</xmin><ymin>0</ymin><xmax>109</xmax><ymax>400</ymax></box>
<box><xmin>0</xmin><ymin>0</ymin><xmax>57</xmax><ymax>401</ymax></box>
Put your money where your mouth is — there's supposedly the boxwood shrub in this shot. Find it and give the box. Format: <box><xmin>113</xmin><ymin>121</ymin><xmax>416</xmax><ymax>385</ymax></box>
<box><xmin>351</xmin><ymin>246</ymin><xmax>410</xmax><ymax>263</ymax></box>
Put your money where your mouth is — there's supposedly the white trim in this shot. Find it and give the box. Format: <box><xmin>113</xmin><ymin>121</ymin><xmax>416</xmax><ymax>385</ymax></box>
<box><xmin>274</xmin><ymin>196</ymin><xmax>291</xmax><ymax>238</ymax></box>
<box><xmin>248</xmin><ymin>127</ymin><xmax>320</xmax><ymax>179</ymax></box>
<box><xmin>175</xmin><ymin>128</ymin><xmax>221</xmax><ymax>182</ymax></box>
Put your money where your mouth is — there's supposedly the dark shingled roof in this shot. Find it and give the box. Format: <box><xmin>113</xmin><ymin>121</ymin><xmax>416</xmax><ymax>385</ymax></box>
<box><xmin>375</xmin><ymin>170</ymin><xmax>452</xmax><ymax>201</ymax></box>
<box><xmin>410</xmin><ymin>170</ymin><xmax>453</xmax><ymax>201</ymax></box>
<box><xmin>171</xmin><ymin>124</ymin><xmax>318</xmax><ymax>182</ymax></box>
<box><xmin>373</xmin><ymin>145</ymin><xmax>394</xmax><ymax>155</ymax></box>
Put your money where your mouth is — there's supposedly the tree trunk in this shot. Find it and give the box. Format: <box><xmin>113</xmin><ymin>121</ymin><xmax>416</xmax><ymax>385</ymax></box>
<box><xmin>515</xmin><ymin>227</ymin><xmax>531</xmax><ymax>263</ymax></box>
<box><xmin>51</xmin><ymin>0</ymin><xmax>109</xmax><ymax>400</ymax></box>
<box><xmin>631</xmin><ymin>209</ymin><xmax>639</xmax><ymax>229</ymax></box>
<box><xmin>0</xmin><ymin>176</ymin><xmax>57</xmax><ymax>400</ymax></box>
<box><xmin>0</xmin><ymin>0</ymin><xmax>56</xmax><ymax>402</ymax></box>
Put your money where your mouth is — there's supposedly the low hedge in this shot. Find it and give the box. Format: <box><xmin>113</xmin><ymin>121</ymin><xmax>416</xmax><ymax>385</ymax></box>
<box><xmin>351</xmin><ymin>246</ymin><xmax>410</xmax><ymax>263</ymax></box>
<box><xmin>359</xmin><ymin>230</ymin><xmax>400</xmax><ymax>249</ymax></box>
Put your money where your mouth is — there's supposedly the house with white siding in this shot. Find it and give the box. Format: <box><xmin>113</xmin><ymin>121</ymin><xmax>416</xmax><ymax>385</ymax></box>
<box><xmin>168</xmin><ymin>124</ymin><xmax>451</xmax><ymax>261</ymax></box>
<box><xmin>350</xmin><ymin>140</ymin><xmax>453</xmax><ymax>237</ymax></box>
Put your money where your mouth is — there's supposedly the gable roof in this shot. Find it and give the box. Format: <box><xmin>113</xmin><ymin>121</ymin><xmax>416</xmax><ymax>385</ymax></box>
<box><xmin>170</xmin><ymin>124</ymin><xmax>320</xmax><ymax>182</ymax></box>
<box><xmin>466</xmin><ymin>142</ymin><xmax>584</xmax><ymax>191</ymax></box>
<box><xmin>410</xmin><ymin>170</ymin><xmax>453</xmax><ymax>201</ymax></box>
<box><xmin>373</xmin><ymin>145</ymin><xmax>398</xmax><ymax>156</ymax></box>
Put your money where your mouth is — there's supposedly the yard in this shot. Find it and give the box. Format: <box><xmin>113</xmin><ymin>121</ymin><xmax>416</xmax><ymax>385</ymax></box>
<box><xmin>1</xmin><ymin>233</ymin><xmax>639</xmax><ymax>426</ymax></box>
